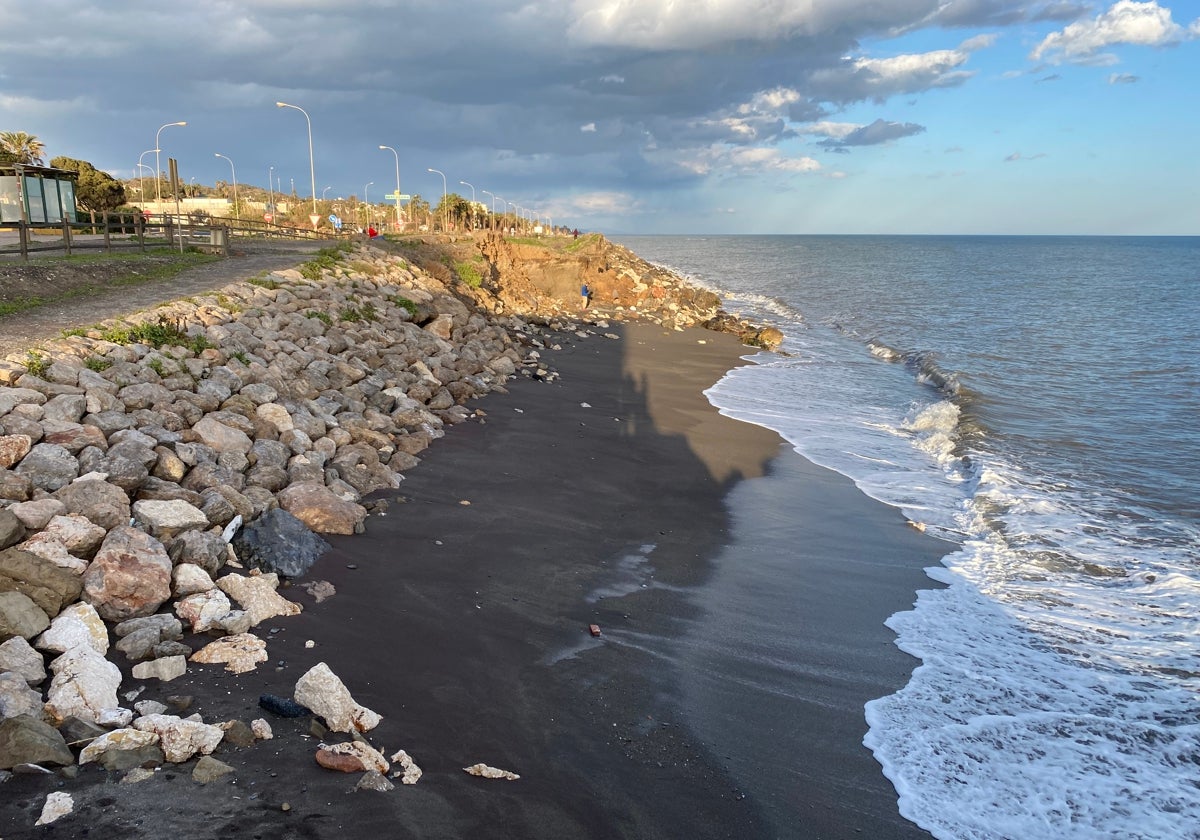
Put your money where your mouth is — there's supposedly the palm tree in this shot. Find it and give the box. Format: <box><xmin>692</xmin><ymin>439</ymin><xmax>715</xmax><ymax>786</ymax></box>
<box><xmin>0</xmin><ymin>131</ymin><xmax>46</xmax><ymax>165</ymax></box>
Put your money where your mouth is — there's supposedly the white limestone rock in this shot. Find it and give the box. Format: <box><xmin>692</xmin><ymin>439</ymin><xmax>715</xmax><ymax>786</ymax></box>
<box><xmin>131</xmin><ymin>499</ymin><xmax>210</xmax><ymax>541</ymax></box>
<box><xmin>43</xmin><ymin>645</ymin><xmax>123</xmax><ymax>725</ymax></box>
<box><xmin>216</xmin><ymin>572</ymin><xmax>302</xmax><ymax>626</ymax></box>
<box><xmin>35</xmin><ymin>791</ymin><xmax>74</xmax><ymax>826</ymax></box>
<box><xmin>35</xmin><ymin>602</ymin><xmax>109</xmax><ymax>656</ymax></box>
<box><xmin>190</xmin><ymin>633</ymin><xmax>268</xmax><ymax>674</ymax></box>
<box><xmin>132</xmin><ymin>713</ymin><xmax>224</xmax><ymax>763</ymax></box>
<box><xmin>293</xmin><ymin>662</ymin><xmax>381</xmax><ymax>733</ymax></box>
<box><xmin>131</xmin><ymin>654</ymin><xmax>187</xmax><ymax>682</ymax></box>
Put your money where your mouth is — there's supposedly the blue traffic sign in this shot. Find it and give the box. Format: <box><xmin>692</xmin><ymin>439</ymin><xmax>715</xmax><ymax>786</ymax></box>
<box><xmin>328</xmin><ymin>214</ymin><xmax>342</xmax><ymax>230</ymax></box>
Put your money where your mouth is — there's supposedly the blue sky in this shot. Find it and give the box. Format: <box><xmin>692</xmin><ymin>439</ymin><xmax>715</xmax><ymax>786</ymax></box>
<box><xmin>2</xmin><ymin>1</ymin><xmax>1197</xmax><ymax>234</ymax></box>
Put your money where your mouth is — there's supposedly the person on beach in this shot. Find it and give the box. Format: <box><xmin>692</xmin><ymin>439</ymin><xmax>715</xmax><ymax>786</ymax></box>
<box><xmin>581</xmin><ymin>283</ymin><xmax>590</xmax><ymax>309</ymax></box>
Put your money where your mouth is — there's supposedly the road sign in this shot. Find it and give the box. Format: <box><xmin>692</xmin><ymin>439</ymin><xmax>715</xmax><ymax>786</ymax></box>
<box><xmin>328</xmin><ymin>214</ymin><xmax>342</xmax><ymax>230</ymax></box>
<box><xmin>264</xmin><ymin>213</ymin><xmax>274</xmax><ymax>223</ymax></box>
<box><xmin>309</xmin><ymin>214</ymin><xmax>321</xmax><ymax>229</ymax></box>
<box><xmin>385</xmin><ymin>193</ymin><xmax>411</xmax><ymax>201</ymax></box>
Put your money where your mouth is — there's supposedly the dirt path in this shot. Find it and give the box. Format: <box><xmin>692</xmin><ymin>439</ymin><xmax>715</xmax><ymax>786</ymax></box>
<box><xmin>0</xmin><ymin>242</ymin><xmax>333</xmax><ymax>360</ymax></box>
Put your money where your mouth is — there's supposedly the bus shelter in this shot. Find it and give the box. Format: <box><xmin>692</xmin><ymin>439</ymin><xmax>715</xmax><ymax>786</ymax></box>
<box><xmin>0</xmin><ymin>163</ymin><xmax>78</xmax><ymax>224</ymax></box>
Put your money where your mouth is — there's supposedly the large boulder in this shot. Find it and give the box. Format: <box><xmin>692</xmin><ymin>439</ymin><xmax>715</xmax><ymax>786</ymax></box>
<box><xmin>0</xmin><ymin>672</ymin><xmax>43</xmax><ymax>720</ymax></box>
<box><xmin>43</xmin><ymin>645</ymin><xmax>123</xmax><ymax>725</ymax></box>
<box><xmin>216</xmin><ymin>573</ymin><xmax>301</xmax><ymax>626</ymax></box>
<box><xmin>277</xmin><ymin>481</ymin><xmax>366</xmax><ymax>537</ymax></box>
<box><xmin>13</xmin><ymin>443</ymin><xmax>78</xmax><ymax>492</ymax></box>
<box><xmin>230</xmin><ymin>508</ymin><xmax>329</xmax><ymax>578</ymax></box>
<box><xmin>0</xmin><ymin>715</ymin><xmax>74</xmax><ymax>769</ymax></box>
<box><xmin>294</xmin><ymin>662</ymin><xmax>381</xmax><ymax>734</ymax></box>
<box><xmin>82</xmin><ymin>526</ymin><xmax>173</xmax><ymax>622</ymax></box>
<box><xmin>0</xmin><ymin>591</ymin><xmax>49</xmax><ymax>641</ymax></box>
<box><xmin>52</xmin><ymin>477</ymin><xmax>131</xmax><ymax>531</ymax></box>
<box><xmin>131</xmin><ymin>499</ymin><xmax>210</xmax><ymax>541</ymax></box>
<box><xmin>132</xmin><ymin>713</ymin><xmax>223</xmax><ymax>763</ymax></box>
<box><xmin>35</xmin><ymin>602</ymin><xmax>109</xmax><ymax>655</ymax></box>
<box><xmin>0</xmin><ymin>636</ymin><xmax>46</xmax><ymax>684</ymax></box>
<box><xmin>0</xmin><ymin>547</ymin><xmax>83</xmax><ymax>617</ymax></box>
<box><xmin>78</xmin><ymin>727</ymin><xmax>164</xmax><ymax>770</ymax></box>
<box><xmin>0</xmin><ymin>508</ymin><xmax>25</xmax><ymax>550</ymax></box>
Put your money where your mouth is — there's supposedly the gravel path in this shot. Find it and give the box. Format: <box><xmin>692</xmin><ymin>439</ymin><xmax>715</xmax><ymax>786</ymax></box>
<box><xmin>0</xmin><ymin>241</ymin><xmax>334</xmax><ymax>360</ymax></box>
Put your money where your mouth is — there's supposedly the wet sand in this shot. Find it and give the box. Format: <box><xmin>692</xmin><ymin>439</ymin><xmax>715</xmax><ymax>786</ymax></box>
<box><xmin>0</xmin><ymin>321</ymin><xmax>942</xmax><ymax>839</ymax></box>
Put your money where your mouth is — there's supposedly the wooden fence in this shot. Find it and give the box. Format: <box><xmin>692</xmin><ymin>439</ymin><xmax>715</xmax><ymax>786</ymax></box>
<box><xmin>0</xmin><ymin>212</ymin><xmax>350</xmax><ymax>261</ymax></box>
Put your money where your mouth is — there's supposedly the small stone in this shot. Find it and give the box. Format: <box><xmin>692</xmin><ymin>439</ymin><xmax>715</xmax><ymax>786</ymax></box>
<box><xmin>464</xmin><ymin>762</ymin><xmax>520</xmax><ymax>780</ymax></box>
<box><xmin>193</xmin><ymin>754</ymin><xmax>235</xmax><ymax>784</ymax></box>
<box><xmin>35</xmin><ymin>791</ymin><xmax>74</xmax><ymax>825</ymax></box>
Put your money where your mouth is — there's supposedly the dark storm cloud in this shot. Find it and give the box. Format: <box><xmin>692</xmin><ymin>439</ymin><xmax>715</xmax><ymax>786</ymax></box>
<box><xmin>0</xmin><ymin>0</ymin><xmax>1079</xmax><ymax>225</ymax></box>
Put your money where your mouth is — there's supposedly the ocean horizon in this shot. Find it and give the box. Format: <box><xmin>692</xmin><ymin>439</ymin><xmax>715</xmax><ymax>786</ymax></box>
<box><xmin>613</xmin><ymin>233</ymin><xmax>1200</xmax><ymax>840</ymax></box>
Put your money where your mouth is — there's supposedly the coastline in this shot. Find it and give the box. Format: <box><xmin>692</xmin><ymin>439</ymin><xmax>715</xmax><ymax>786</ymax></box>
<box><xmin>0</xmin><ymin>239</ymin><xmax>943</xmax><ymax>838</ymax></box>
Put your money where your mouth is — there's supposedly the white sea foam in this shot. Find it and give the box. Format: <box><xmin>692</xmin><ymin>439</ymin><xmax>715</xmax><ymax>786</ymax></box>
<box><xmin>620</xmin><ymin>234</ymin><xmax>1200</xmax><ymax>840</ymax></box>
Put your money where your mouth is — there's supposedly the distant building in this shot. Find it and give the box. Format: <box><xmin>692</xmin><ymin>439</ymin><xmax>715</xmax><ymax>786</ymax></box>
<box><xmin>0</xmin><ymin>163</ymin><xmax>79</xmax><ymax>224</ymax></box>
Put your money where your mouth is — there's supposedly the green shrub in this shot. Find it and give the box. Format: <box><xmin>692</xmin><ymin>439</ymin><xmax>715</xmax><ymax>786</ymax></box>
<box><xmin>24</xmin><ymin>351</ymin><xmax>49</xmax><ymax>378</ymax></box>
<box><xmin>455</xmin><ymin>260</ymin><xmax>484</xmax><ymax>288</ymax></box>
<box><xmin>390</xmin><ymin>296</ymin><xmax>418</xmax><ymax>317</ymax></box>
<box><xmin>230</xmin><ymin>350</ymin><xmax>250</xmax><ymax>365</ymax></box>
<box><xmin>306</xmin><ymin>310</ymin><xmax>333</xmax><ymax>326</ymax></box>
<box><xmin>84</xmin><ymin>356</ymin><xmax>111</xmax><ymax>372</ymax></box>
<box><xmin>248</xmin><ymin>276</ymin><xmax>282</xmax><ymax>290</ymax></box>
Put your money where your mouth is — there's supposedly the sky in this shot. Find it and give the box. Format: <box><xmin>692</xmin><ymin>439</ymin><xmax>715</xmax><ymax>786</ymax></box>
<box><xmin>2</xmin><ymin>0</ymin><xmax>1198</xmax><ymax>235</ymax></box>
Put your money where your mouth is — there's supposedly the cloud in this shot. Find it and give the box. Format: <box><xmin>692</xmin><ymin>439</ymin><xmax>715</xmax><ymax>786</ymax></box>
<box><xmin>1004</xmin><ymin>151</ymin><xmax>1048</xmax><ymax>161</ymax></box>
<box><xmin>1036</xmin><ymin>73</ymin><xmax>1062</xmax><ymax>82</ymax></box>
<box><xmin>1108</xmin><ymin>72</ymin><xmax>1140</xmax><ymax>83</ymax></box>
<box><xmin>1005</xmin><ymin>151</ymin><xmax>1022</xmax><ymax>161</ymax></box>
<box><xmin>817</xmin><ymin>118</ymin><xmax>927</xmax><ymax>148</ymax></box>
<box><xmin>567</xmin><ymin>0</ymin><xmax>936</xmax><ymax>49</ymax></box>
<box><xmin>581</xmin><ymin>123</ymin><xmax>597</xmax><ymax>132</ymax></box>
<box><xmin>1031</xmin><ymin>1</ymin><xmax>1188</xmax><ymax>64</ymax></box>
<box><xmin>809</xmin><ymin>36</ymin><xmax>994</xmax><ymax>103</ymax></box>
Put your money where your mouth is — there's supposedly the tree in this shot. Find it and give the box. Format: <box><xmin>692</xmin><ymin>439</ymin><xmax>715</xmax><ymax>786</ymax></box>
<box><xmin>0</xmin><ymin>131</ymin><xmax>46</xmax><ymax>165</ymax></box>
<box><xmin>49</xmin><ymin>156</ymin><xmax>127</xmax><ymax>213</ymax></box>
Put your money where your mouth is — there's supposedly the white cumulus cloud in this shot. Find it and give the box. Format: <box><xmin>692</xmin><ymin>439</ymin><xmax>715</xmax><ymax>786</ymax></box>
<box><xmin>1031</xmin><ymin>1</ymin><xmax>1187</xmax><ymax>64</ymax></box>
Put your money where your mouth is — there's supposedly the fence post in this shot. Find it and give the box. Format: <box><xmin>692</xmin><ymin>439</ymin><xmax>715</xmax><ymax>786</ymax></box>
<box><xmin>102</xmin><ymin>213</ymin><xmax>112</xmax><ymax>252</ymax></box>
<box><xmin>62</xmin><ymin>218</ymin><xmax>72</xmax><ymax>256</ymax></box>
<box><xmin>18</xmin><ymin>220</ymin><xmax>28</xmax><ymax>261</ymax></box>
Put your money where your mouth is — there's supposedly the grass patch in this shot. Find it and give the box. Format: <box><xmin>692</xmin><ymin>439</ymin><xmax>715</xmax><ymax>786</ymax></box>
<box><xmin>565</xmin><ymin>233</ymin><xmax>603</xmax><ymax>252</ymax></box>
<box><xmin>306</xmin><ymin>310</ymin><xmax>332</xmax><ymax>326</ymax></box>
<box><xmin>24</xmin><ymin>351</ymin><xmax>49</xmax><ymax>378</ymax></box>
<box><xmin>92</xmin><ymin>314</ymin><xmax>210</xmax><ymax>352</ymax></box>
<box><xmin>454</xmin><ymin>260</ymin><xmax>484</xmax><ymax>288</ymax></box>
<box><xmin>0</xmin><ymin>250</ymin><xmax>219</xmax><ymax>318</ymax></box>
<box><xmin>390</xmin><ymin>296</ymin><xmax>418</xmax><ymax>317</ymax></box>
<box><xmin>504</xmin><ymin>237</ymin><xmax>547</xmax><ymax>248</ymax></box>
<box><xmin>248</xmin><ymin>276</ymin><xmax>282</xmax><ymax>289</ymax></box>
<box><xmin>84</xmin><ymin>356</ymin><xmax>111</xmax><ymax>372</ymax></box>
<box><xmin>338</xmin><ymin>302</ymin><xmax>378</xmax><ymax>323</ymax></box>
<box><xmin>299</xmin><ymin>243</ymin><xmax>352</xmax><ymax>281</ymax></box>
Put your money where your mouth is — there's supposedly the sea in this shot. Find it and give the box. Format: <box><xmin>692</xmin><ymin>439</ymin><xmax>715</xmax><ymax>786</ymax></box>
<box><xmin>613</xmin><ymin>235</ymin><xmax>1200</xmax><ymax>840</ymax></box>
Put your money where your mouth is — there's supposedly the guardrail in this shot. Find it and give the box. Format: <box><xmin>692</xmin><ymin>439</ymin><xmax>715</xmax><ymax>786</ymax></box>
<box><xmin>0</xmin><ymin>213</ymin><xmax>351</xmax><ymax>261</ymax></box>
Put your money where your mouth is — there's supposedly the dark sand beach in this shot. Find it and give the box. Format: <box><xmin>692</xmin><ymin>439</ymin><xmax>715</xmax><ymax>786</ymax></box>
<box><xmin>0</xmin><ymin>319</ymin><xmax>943</xmax><ymax>839</ymax></box>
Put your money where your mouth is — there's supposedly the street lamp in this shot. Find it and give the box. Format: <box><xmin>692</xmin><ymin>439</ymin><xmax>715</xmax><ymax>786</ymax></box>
<box><xmin>214</xmin><ymin>153</ymin><xmax>238</xmax><ymax>220</ymax></box>
<box><xmin>379</xmin><ymin>145</ymin><xmax>401</xmax><ymax>231</ymax></box>
<box><xmin>427</xmin><ymin>168</ymin><xmax>446</xmax><ymax>232</ymax></box>
<box><xmin>154</xmin><ymin>121</ymin><xmax>186</xmax><ymax>203</ymax></box>
<box><xmin>275</xmin><ymin>101</ymin><xmax>318</xmax><ymax>219</ymax></box>
<box><xmin>481</xmin><ymin>190</ymin><xmax>496</xmax><ymax>231</ymax></box>
<box><xmin>268</xmin><ymin>166</ymin><xmax>275</xmax><ymax>224</ymax></box>
<box><xmin>364</xmin><ymin>181</ymin><xmax>373</xmax><ymax>229</ymax></box>
<box><xmin>322</xmin><ymin>185</ymin><xmax>332</xmax><ymax>200</ymax></box>
<box><xmin>458</xmin><ymin>181</ymin><xmax>475</xmax><ymax>232</ymax></box>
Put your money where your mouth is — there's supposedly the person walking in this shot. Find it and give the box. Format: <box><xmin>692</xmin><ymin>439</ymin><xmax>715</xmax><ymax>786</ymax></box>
<box><xmin>580</xmin><ymin>283</ymin><xmax>590</xmax><ymax>310</ymax></box>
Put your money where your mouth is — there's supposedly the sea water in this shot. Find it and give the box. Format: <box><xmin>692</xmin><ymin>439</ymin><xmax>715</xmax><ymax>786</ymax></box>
<box><xmin>613</xmin><ymin>235</ymin><xmax>1200</xmax><ymax>840</ymax></box>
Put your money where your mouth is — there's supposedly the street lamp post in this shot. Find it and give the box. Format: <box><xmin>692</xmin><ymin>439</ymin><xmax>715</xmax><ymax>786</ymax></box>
<box><xmin>268</xmin><ymin>166</ymin><xmax>275</xmax><ymax>224</ymax></box>
<box><xmin>275</xmin><ymin>101</ymin><xmax>318</xmax><ymax>222</ymax></box>
<box><xmin>427</xmin><ymin>168</ymin><xmax>446</xmax><ymax>232</ymax></box>
<box><xmin>322</xmin><ymin>186</ymin><xmax>332</xmax><ymax>200</ymax></box>
<box><xmin>364</xmin><ymin>182</ymin><xmax>373</xmax><ymax>230</ymax></box>
<box><xmin>214</xmin><ymin>153</ymin><xmax>238</xmax><ymax>220</ymax></box>
<box><xmin>154</xmin><ymin>121</ymin><xmax>187</xmax><ymax>203</ymax></box>
<box><xmin>458</xmin><ymin>181</ymin><xmax>475</xmax><ymax>231</ymax></box>
<box><xmin>379</xmin><ymin>145</ymin><xmax>401</xmax><ymax>232</ymax></box>
<box><xmin>481</xmin><ymin>190</ymin><xmax>496</xmax><ymax>231</ymax></box>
